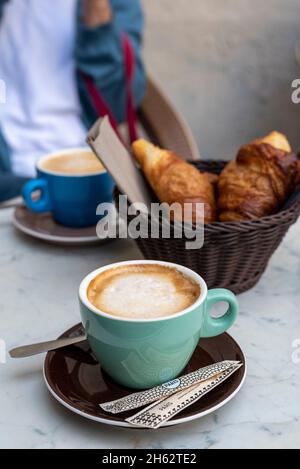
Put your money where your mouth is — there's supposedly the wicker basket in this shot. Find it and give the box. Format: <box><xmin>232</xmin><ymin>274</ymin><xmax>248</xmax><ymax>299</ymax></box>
<box><xmin>114</xmin><ymin>160</ymin><xmax>300</xmax><ymax>294</ymax></box>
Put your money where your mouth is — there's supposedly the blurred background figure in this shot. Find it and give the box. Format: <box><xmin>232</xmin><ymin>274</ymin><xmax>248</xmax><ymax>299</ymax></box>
<box><xmin>0</xmin><ymin>0</ymin><xmax>146</xmax><ymax>201</ymax></box>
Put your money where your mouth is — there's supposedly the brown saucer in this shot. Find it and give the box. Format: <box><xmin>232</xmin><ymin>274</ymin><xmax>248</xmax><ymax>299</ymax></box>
<box><xmin>44</xmin><ymin>324</ymin><xmax>246</xmax><ymax>428</ymax></box>
<box><xmin>13</xmin><ymin>206</ymin><xmax>108</xmax><ymax>245</ymax></box>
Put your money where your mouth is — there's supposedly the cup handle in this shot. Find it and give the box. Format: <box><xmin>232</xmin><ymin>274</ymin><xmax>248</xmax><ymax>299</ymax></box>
<box><xmin>22</xmin><ymin>179</ymin><xmax>52</xmax><ymax>213</ymax></box>
<box><xmin>201</xmin><ymin>289</ymin><xmax>238</xmax><ymax>338</ymax></box>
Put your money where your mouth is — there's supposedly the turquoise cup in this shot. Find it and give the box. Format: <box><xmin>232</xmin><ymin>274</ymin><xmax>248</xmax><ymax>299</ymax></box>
<box><xmin>79</xmin><ymin>260</ymin><xmax>239</xmax><ymax>389</ymax></box>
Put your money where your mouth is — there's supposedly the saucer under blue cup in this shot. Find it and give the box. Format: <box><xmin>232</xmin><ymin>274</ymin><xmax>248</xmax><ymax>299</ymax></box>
<box><xmin>22</xmin><ymin>148</ymin><xmax>114</xmax><ymax>228</ymax></box>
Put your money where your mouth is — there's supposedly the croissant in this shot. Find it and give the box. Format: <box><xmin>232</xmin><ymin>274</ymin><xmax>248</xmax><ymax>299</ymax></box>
<box><xmin>132</xmin><ymin>139</ymin><xmax>217</xmax><ymax>223</ymax></box>
<box><xmin>218</xmin><ymin>131</ymin><xmax>298</xmax><ymax>221</ymax></box>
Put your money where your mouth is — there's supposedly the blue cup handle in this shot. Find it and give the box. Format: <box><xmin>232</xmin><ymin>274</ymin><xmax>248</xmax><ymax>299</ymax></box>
<box><xmin>22</xmin><ymin>179</ymin><xmax>52</xmax><ymax>213</ymax></box>
<box><xmin>201</xmin><ymin>288</ymin><xmax>238</xmax><ymax>338</ymax></box>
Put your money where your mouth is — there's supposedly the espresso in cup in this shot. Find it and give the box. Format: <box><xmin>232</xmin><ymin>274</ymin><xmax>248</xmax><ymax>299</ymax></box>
<box><xmin>40</xmin><ymin>151</ymin><xmax>104</xmax><ymax>175</ymax></box>
<box><xmin>87</xmin><ymin>264</ymin><xmax>200</xmax><ymax>319</ymax></box>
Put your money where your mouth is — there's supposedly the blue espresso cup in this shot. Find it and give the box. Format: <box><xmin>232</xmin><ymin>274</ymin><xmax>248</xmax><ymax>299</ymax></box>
<box><xmin>22</xmin><ymin>148</ymin><xmax>114</xmax><ymax>228</ymax></box>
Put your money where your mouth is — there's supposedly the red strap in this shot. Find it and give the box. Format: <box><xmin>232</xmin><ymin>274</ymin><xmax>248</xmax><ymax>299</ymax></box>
<box><xmin>81</xmin><ymin>33</ymin><xmax>138</xmax><ymax>145</ymax></box>
<box><xmin>81</xmin><ymin>73</ymin><xmax>123</xmax><ymax>141</ymax></box>
<box><xmin>122</xmin><ymin>33</ymin><xmax>138</xmax><ymax>143</ymax></box>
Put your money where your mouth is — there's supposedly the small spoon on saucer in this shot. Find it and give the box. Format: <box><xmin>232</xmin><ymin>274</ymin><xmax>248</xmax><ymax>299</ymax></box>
<box><xmin>9</xmin><ymin>333</ymin><xmax>87</xmax><ymax>358</ymax></box>
<box><xmin>0</xmin><ymin>196</ymin><xmax>24</xmax><ymax>210</ymax></box>
<box><xmin>0</xmin><ymin>191</ymin><xmax>42</xmax><ymax>210</ymax></box>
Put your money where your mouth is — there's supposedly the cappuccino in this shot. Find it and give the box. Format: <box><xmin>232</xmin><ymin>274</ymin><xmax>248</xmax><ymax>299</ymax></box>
<box><xmin>41</xmin><ymin>151</ymin><xmax>104</xmax><ymax>175</ymax></box>
<box><xmin>87</xmin><ymin>264</ymin><xmax>200</xmax><ymax>319</ymax></box>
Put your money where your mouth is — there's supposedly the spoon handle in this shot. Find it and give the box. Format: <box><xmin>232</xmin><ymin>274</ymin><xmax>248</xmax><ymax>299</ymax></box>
<box><xmin>9</xmin><ymin>334</ymin><xmax>87</xmax><ymax>358</ymax></box>
<box><xmin>0</xmin><ymin>196</ymin><xmax>24</xmax><ymax>210</ymax></box>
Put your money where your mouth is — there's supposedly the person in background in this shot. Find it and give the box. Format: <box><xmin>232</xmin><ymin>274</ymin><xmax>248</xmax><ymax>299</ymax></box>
<box><xmin>0</xmin><ymin>0</ymin><xmax>146</xmax><ymax>201</ymax></box>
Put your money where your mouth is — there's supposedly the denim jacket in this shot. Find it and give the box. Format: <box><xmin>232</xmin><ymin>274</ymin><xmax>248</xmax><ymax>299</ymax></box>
<box><xmin>0</xmin><ymin>0</ymin><xmax>146</xmax><ymax>199</ymax></box>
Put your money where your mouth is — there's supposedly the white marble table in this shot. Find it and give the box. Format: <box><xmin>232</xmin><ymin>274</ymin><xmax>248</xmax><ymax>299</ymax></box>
<box><xmin>0</xmin><ymin>208</ymin><xmax>299</xmax><ymax>449</ymax></box>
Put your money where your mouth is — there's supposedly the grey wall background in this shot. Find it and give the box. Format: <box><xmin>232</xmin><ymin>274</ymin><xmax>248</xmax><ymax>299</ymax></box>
<box><xmin>142</xmin><ymin>0</ymin><xmax>300</xmax><ymax>159</ymax></box>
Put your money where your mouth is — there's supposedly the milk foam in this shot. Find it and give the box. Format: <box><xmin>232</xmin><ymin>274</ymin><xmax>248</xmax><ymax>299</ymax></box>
<box><xmin>87</xmin><ymin>265</ymin><xmax>200</xmax><ymax>319</ymax></box>
<box><xmin>41</xmin><ymin>151</ymin><xmax>104</xmax><ymax>175</ymax></box>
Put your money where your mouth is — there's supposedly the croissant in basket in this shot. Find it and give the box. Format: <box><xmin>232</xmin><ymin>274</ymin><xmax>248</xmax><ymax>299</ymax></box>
<box><xmin>218</xmin><ymin>131</ymin><xmax>298</xmax><ymax>221</ymax></box>
<box><xmin>132</xmin><ymin>139</ymin><xmax>217</xmax><ymax>223</ymax></box>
